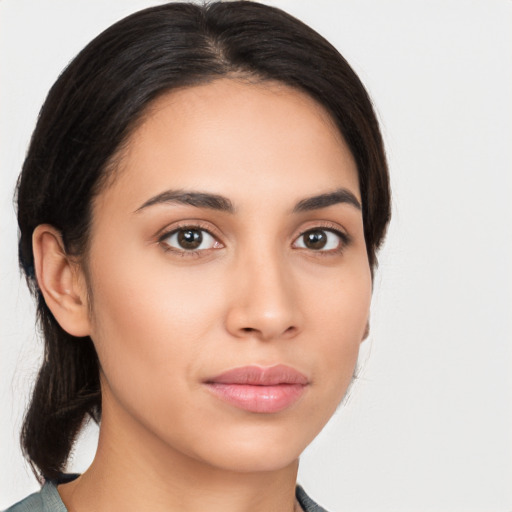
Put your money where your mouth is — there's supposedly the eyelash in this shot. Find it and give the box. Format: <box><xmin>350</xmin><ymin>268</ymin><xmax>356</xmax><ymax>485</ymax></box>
<box><xmin>157</xmin><ymin>222</ymin><xmax>351</xmax><ymax>257</ymax></box>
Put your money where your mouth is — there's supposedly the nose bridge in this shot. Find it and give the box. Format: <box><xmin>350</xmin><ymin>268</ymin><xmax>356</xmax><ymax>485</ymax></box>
<box><xmin>225</xmin><ymin>240</ymin><xmax>300</xmax><ymax>340</ymax></box>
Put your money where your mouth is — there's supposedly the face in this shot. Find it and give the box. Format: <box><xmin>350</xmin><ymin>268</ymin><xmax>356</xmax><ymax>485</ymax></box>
<box><xmin>84</xmin><ymin>79</ymin><xmax>371</xmax><ymax>473</ymax></box>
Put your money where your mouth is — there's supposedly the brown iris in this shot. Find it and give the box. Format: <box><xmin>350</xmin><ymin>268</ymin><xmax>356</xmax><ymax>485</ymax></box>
<box><xmin>177</xmin><ymin>229</ymin><xmax>203</xmax><ymax>249</ymax></box>
<box><xmin>302</xmin><ymin>229</ymin><xmax>327</xmax><ymax>250</ymax></box>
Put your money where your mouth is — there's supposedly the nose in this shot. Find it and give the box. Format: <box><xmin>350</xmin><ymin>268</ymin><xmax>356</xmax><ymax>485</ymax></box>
<box><xmin>224</xmin><ymin>249</ymin><xmax>302</xmax><ymax>341</ymax></box>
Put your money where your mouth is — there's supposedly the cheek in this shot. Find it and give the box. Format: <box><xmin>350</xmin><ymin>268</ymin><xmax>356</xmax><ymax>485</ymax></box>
<box><xmin>85</xmin><ymin>245</ymin><xmax>225</xmax><ymax>404</ymax></box>
<box><xmin>303</xmin><ymin>252</ymin><xmax>371</xmax><ymax>331</ymax></box>
<box><xmin>302</xmin><ymin>262</ymin><xmax>371</xmax><ymax>393</ymax></box>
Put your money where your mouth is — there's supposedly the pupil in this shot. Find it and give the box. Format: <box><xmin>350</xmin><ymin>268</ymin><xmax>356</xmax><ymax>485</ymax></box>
<box><xmin>305</xmin><ymin>230</ymin><xmax>326</xmax><ymax>249</ymax></box>
<box><xmin>178</xmin><ymin>229</ymin><xmax>202</xmax><ymax>249</ymax></box>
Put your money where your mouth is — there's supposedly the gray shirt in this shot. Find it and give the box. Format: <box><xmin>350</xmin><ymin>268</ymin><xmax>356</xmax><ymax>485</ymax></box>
<box><xmin>3</xmin><ymin>476</ymin><xmax>329</xmax><ymax>512</ymax></box>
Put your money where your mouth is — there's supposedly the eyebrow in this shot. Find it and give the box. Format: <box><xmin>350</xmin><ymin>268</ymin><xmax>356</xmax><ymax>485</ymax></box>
<box><xmin>292</xmin><ymin>188</ymin><xmax>361</xmax><ymax>213</ymax></box>
<box><xmin>135</xmin><ymin>187</ymin><xmax>361</xmax><ymax>214</ymax></box>
<box><xmin>135</xmin><ymin>190</ymin><xmax>235</xmax><ymax>213</ymax></box>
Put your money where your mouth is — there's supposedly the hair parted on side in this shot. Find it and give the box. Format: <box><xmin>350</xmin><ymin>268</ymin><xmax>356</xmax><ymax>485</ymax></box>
<box><xmin>16</xmin><ymin>1</ymin><xmax>391</xmax><ymax>481</ymax></box>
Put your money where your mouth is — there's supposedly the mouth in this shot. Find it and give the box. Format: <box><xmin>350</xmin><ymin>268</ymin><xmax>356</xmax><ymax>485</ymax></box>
<box><xmin>203</xmin><ymin>364</ymin><xmax>309</xmax><ymax>414</ymax></box>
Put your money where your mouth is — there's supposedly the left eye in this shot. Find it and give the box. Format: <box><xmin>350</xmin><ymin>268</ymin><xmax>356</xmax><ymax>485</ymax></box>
<box><xmin>161</xmin><ymin>228</ymin><xmax>220</xmax><ymax>251</ymax></box>
<box><xmin>293</xmin><ymin>228</ymin><xmax>344</xmax><ymax>251</ymax></box>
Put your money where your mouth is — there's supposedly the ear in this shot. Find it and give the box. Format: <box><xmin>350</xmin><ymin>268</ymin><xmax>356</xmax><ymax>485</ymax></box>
<box><xmin>361</xmin><ymin>320</ymin><xmax>370</xmax><ymax>343</ymax></box>
<box><xmin>32</xmin><ymin>224</ymin><xmax>91</xmax><ymax>337</ymax></box>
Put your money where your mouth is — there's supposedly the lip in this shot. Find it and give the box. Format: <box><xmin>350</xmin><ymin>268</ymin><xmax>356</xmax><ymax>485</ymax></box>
<box><xmin>204</xmin><ymin>365</ymin><xmax>308</xmax><ymax>413</ymax></box>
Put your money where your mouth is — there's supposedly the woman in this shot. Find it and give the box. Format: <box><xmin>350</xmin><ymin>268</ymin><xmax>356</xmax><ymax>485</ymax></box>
<box><xmin>5</xmin><ymin>2</ymin><xmax>390</xmax><ymax>511</ymax></box>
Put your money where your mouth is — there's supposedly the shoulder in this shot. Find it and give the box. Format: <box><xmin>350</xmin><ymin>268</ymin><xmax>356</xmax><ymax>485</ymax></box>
<box><xmin>3</xmin><ymin>478</ymin><xmax>72</xmax><ymax>512</ymax></box>
<box><xmin>296</xmin><ymin>485</ymin><xmax>330</xmax><ymax>512</ymax></box>
<box><xmin>6</xmin><ymin>480</ymin><xmax>324</xmax><ymax>512</ymax></box>
<box><xmin>3</xmin><ymin>491</ymin><xmax>44</xmax><ymax>512</ymax></box>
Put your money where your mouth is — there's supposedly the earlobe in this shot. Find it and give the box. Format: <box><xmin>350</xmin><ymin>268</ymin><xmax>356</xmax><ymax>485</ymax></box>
<box><xmin>32</xmin><ymin>224</ymin><xmax>91</xmax><ymax>337</ymax></box>
<box><xmin>361</xmin><ymin>321</ymin><xmax>370</xmax><ymax>343</ymax></box>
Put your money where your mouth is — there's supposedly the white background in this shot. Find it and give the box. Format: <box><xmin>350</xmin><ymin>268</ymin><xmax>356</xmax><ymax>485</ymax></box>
<box><xmin>1</xmin><ymin>1</ymin><xmax>511</xmax><ymax>510</ymax></box>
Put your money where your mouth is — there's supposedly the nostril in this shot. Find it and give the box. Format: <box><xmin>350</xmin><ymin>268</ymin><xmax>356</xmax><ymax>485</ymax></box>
<box><xmin>239</xmin><ymin>325</ymin><xmax>297</xmax><ymax>337</ymax></box>
<box><xmin>282</xmin><ymin>326</ymin><xmax>299</xmax><ymax>338</ymax></box>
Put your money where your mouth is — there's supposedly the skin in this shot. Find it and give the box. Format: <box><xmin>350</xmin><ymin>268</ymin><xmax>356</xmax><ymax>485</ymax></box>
<box><xmin>33</xmin><ymin>79</ymin><xmax>372</xmax><ymax>512</ymax></box>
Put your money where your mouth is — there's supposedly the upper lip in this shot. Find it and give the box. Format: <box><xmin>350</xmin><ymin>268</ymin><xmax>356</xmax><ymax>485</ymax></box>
<box><xmin>205</xmin><ymin>364</ymin><xmax>309</xmax><ymax>386</ymax></box>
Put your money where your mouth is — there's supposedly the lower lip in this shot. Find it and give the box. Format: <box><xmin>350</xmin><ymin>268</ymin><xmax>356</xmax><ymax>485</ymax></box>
<box><xmin>205</xmin><ymin>383</ymin><xmax>306</xmax><ymax>413</ymax></box>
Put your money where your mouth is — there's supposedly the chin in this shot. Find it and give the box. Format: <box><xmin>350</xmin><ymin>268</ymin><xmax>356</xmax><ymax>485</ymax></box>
<box><xmin>181</xmin><ymin>420</ymin><xmax>319</xmax><ymax>474</ymax></box>
<box><xmin>199</xmin><ymin>442</ymin><xmax>302</xmax><ymax>474</ymax></box>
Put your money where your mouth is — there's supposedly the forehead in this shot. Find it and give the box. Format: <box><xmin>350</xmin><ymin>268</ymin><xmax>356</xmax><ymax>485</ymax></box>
<box><xmin>95</xmin><ymin>79</ymin><xmax>360</xmax><ymax>214</ymax></box>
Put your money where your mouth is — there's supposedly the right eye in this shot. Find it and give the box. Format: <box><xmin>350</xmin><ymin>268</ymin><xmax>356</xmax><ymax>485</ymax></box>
<box><xmin>159</xmin><ymin>227</ymin><xmax>223</xmax><ymax>253</ymax></box>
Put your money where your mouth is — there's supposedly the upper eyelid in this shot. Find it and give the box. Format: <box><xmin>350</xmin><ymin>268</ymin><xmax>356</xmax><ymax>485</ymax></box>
<box><xmin>295</xmin><ymin>222</ymin><xmax>351</xmax><ymax>241</ymax></box>
<box><xmin>157</xmin><ymin>221</ymin><xmax>221</xmax><ymax>241</ymax></box>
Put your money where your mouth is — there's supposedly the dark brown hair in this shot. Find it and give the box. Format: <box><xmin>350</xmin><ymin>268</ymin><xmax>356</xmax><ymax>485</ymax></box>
<box><xmin>16</xmin><ymin>1</ymin><xmax>391</xmax><ymax>481</ymax></box>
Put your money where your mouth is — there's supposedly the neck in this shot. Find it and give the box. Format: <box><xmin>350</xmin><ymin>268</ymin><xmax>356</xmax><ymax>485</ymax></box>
<box><xmin>59</xmin><ymin>390</ymin><xmax>301</xmax><ymax>512</ymax></box>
